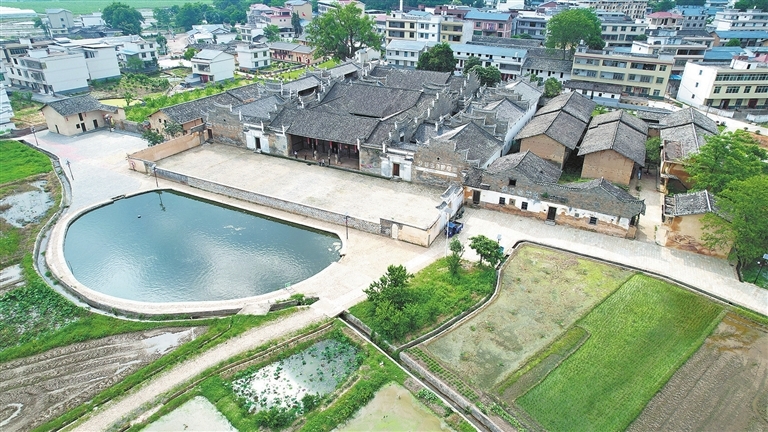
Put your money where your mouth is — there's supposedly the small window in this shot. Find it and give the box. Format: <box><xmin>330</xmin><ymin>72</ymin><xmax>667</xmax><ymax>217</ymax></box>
<box><xmin>499</xmin><ymin>197</ymin><xmax>506</xmax><ymax>205</ymax></box>
<box><xmin>508</xmin><ymin>179</ymin><xmax>517</xmax><ymax>186</ymax></box>
<box><xmin>698</xmin><ymin>70</ymin><xmax>703</xmax><ymax>75</ymax></box>
<box><xmin>521</xmin><ymin>202</ymin><xmax>528</xmax><ymax>210</ymax></box>
<box><xmin>588</xmin><ymin>217</ymin><xmax>598</xmax><ymax>225</ymax></box>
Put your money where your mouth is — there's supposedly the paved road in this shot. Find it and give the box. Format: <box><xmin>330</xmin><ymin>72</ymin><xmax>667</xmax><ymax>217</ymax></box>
<box><xmin>17</xmin><ymin>129</ymin><xmax>767</xmax><ymax>431</ymax></box>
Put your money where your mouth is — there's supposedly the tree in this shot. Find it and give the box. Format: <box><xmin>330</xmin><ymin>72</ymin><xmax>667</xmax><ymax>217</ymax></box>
<box><xmin>175</xmin><ymin>3</ymin><xmax>211</xmax><ymax>30</ymax></box>
<box><xmin>33</xmin><ymin>17</ymin><xmax>49</xmax><ymax>37</ymax></box>
<box><xmin>592</xmin><ymin>105</ymin><xmax>608</xmax><ymax>116</ymax></box>
<box><xmin>685</xmin><ymin>130</ymin><xmax>768</xmax><ymax>195</ymax></box>
<box><xmin>734</xmin><ymin>0</ymin><xmax>768</xmax><ymax>11</ymax></box>
<box><xmin>469</xmin><ymin>65</ymin><xmax>502</xmax><ymax>87</ymax></box>
<box><xmin>463</xmin><ymin>56</ymin><xmax>482</xmax><ymax>74</ymax></box>
<box><xmin>645</xmin><ymin>136</ymin><xmax>661</xmax><ymax>168</ymax></box>
<box><xmin>469</xmin><ymin>235</ymin><xmax>504</xmax><ymax>268</ymax></box>
<box><xmin>363</xmin><ymin>265</ymin><xmax>413</xmax><ymax>309</ymax></box>
<box><xmin>417</xmin><ymin>43</ymin><xmax>458</xmax><ymax>72</ymax></box>
<box><xmin>446</xmin><ymin>238</ymin><xmax>465</xmax><ymax>276</ymax></box>
<box><xmin>126</xmin><ymin>56</ymin><xmax>145</xmax><ymax>70</ymax></box>
<box><xmin>292</xmin><ymin>12</ymin><xmax>303</xmax><ymax>36</ymax></box>
<box><xmin>264</xmin><ymin>24</ymin><xmax>281</xmax><ymax>42</ymax></box>
<box><xmin>183</xmin><ymin>47</ymin><xmax>198</xmax><ymax>60</ymax></box>
<box><xmin>650</xmin><ymin>0</ymin><xmax>676</xmax><ymax>12</ymax></box>
<box><xmin>164</xmin><ymin>121</ymin><xmax>183</xmax><ymax>138</ymax></box>
<box><xmin>701</xmin><ymin>175</ymin><xmax>768</xmax><ymax>267</ymax></box>
<box><xmin>725</xmin><ymin>38</ymin><xmax>742</xmax><ymax>47</ymax></box>
<box><xmin>103</xmin><ymin>2</ymin><xmax>144</xmax><ymax>35</ymax></box>
<box><xmin>123</xmin><ymin>91</ymin><xmax>135</xmax><ymax>107</ymax></box>
<box><xmin>545</xmin><ymin>8</ymin><xmax>604</xmax><ymax>55</ymax></box>
<box><xmin>544</xmin><ymin>77</ymin><xmax>562</xmax><ymax>97</ymax></box>
<box><xmin>142</xmin><ymin>129</ymin><xmax>165</xmax><ymax>146</ymax></box>
<box><xmin>153</xmin><ymin>7</ymin><xmax>173</xmax><ymax>28</ymax></box>
<box><xmin>305</xmin><ymin>3</ymin><xmax>381</xmax><ymax>60</ymax></box>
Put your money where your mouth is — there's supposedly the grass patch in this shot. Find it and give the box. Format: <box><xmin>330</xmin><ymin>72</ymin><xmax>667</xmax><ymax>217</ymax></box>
<box><xmin>408</xmin><ymin>347</ymin><xmax>481</xmax><ymax>405</ymax></box>
<box><xmin>31</xmin><ymin>309</ymin><xmax>292</xmax><ymax>432</ymax></box>
<box><xmin>275</xmin><ymin>68</ymin><xmax>308</xmax><ymax>81</ymax></box>
<box><xmin>0</xmin><ymin>140</ymin><xmax>52</xmax><ymax>184</ymax></box>
<box><xmin>517</xmin><ymin>274</ymin><xmax>724</xmax><ymax>432</ymax></box>
<box><xmin>348</xmin><ymin>257</ymin><xmax>496</xmax><ymax>343</ymax></box>
<box><xmin>316</xmin><ymin>59</ymin><xmax>341</xmax><ymax>69</ymax></box>
<box><xmin>125</xmin><ymin>79</ymin><xmax>249</xmax><ymax>122</ymax></box>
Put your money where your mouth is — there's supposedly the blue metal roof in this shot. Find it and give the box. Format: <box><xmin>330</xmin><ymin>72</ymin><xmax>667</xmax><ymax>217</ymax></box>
<box><xmin>464</xmin><ymin>10</ymin><xmax>512</xmax><ymax>21</ymax></box>
<box><xmin>714</xmin><ymin>30</ymin><xmax>768</xmax><ymax>38</ymax></box>
<box><xmin>703</xmin><ymin>46</ymin><xmax>745</xmax><ymax>61</ymax></box>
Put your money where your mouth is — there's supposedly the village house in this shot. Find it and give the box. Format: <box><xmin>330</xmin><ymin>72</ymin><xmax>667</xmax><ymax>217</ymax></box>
<box><xmin>662</xmin><ymin>189</ymin><xmax>728</xmax><ymax>257</ymax></box>
<box><xmin>190</xmin><ymin>49</ymin><xmax>235</xmax><ymax>84</ymax></box>
<box><xmin>579</xmin><ymin>110</ymin><xmax>648</xmax><ymax>186</ymax></box>
<box><xmin>268</xmin><ymin>42</ymin><xmax>319</xmax><ymax>65</ymax></box>
<box><xmin>42</xmin><ymin>95</ymin><xmax>123</xmax><ymax>136</ymax></box>
<box><xmin>515</xmin><ymin>91</ymin><xmax>596</xmax><ymax>169</ymax></box>
<box><xmin>658</xmin><ymin>107</ymin><xmax>719</xmax><ymax>192</ymax></box>
<box><xmin>465</xmin><ymin>151</ymin><xmax>646</xmax><ymax>238</ymax></box>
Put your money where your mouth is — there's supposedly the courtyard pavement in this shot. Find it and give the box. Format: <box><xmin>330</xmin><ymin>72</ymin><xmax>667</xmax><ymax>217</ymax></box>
<box><xmin>16</xmin><ymin>129</ymin><xmax>768</xmax><ymax>430</ymax></box>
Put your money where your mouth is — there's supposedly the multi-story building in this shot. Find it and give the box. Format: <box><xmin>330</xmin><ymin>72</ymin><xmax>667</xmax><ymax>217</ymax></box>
<box><xmin>631</xmin><ymin>31</ymin><xmax>708</xmax><ymax>75</ymax></box>
<box><xmin>514</xmin><ymin>11</ymin><xmax>550</xmax><ymax>40</ymax></box>
<box><xmin>580</xmin><ymin>0</ymin><xmax>648</xmax><ymax>20</ymax></box>
<box><xmin>46</xmin><ymin>9</ymin><xmax>75</xmax><ymax>35</ymax></box>
<box><xmin>4</xmin><ymin>43</ymin><xmax>120</xmax><ymax>94</ymax></box>
<box><xmin>81</xmin><ymin>12</ymin><xmax>106</xmax><ymax>27</ymax></box>
<box><xmin>284</xmin><ymin>0</ymin><xmax>313</xmax><ymax>21</ymax></box>
<box><xmin>439</xmin><ymin>17</ymin><xmax>473</xmax><ymax>44</ymax></box>
<box><xmin>385</xmin><ymin>40</ymin><xmax>429</xmax><ymax>68</ymax></box>
<box><xmin>191</xmin><ymin>49</ymin><xmax>235</xmax><ymax>84</ymax></box>
<box><xmin>522</xmin><ymin>48</ymin><xmax>573</xmax><ymax>82</ymax></box>
<box><xmin>464</xmin><ymin>10</ymin><xmax>514</xmax><ymax>39</ymax></box>
<box><xmin>673</xmin><ymin>6</ymin><xmax>709</xmax><ymax>30</ymax></box>
<box><xmin>677</xmin><ymin>53</ymin><xmax>768</xmax><ymax>110</ymax></box>
<box><xmin>646</xmin><ymin>11</ymin><xmax>683</xmax><ymax>30</ymax></box>
<box><xmin>571</xmin><ymin>46</ymin><xmax>673</xmax><ymax>98</ymax></box>
<box><xmin>711</xmin><ymin>30</ymin><xmax>768</xmax><ymax>47</ymax></box>
<box><xmin>385</xmin><ymin>11</ymin><xmax>442</xmax><ymax>45</ymax></box>
<box><xmin>268</xmin><ymin>42</ymin><xmax>318</xmax><ymax>65</ymax></box>
<box><xmin>452</xmin><ymin>43</ymin><xmax>528</xmax><ymax>80</ymax></box>
<box><xmin>433</xmin><ymin>4</ymin><xmax>473</xmax><ymax>19</ymax></box>
<box><xmin>598</xmin><ymin>12</ymin><xmax>648</xmax><ymax>48</ymax></box>
<box><xmin>115</xmin><ymin>36</ymin><xmax>158</xmax><ymax>70</ymax></box>
<box><xmin>236</xmin><ymin>43</ymin><xmax>271</xmax><ymax>71</ymax></box>
<box><xmin>0</xmin><ymin>84</ymin><xmax>14</xmax><ymax>131</ymax></box>
<box><xmin>713</xmin><ymin>8</ymin><xmax>768</xmax><ymax>32</ymax></box>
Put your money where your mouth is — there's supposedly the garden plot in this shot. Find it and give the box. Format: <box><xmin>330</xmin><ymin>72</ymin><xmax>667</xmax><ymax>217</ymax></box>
<box><xmin>0</xmin><ymin>328</ymin><xmax>202</xmax><ymax>432</ymax></box>
<box><xmin>145</xmin><ymin>396</ymin><xmax>236</xmax><ymax>432</ymax></box>
<box><xmin>421</xmin><ymin>245</ymin><xmax>633</xmax><ymax>390</ymax></box>
<box><xmin>517</xmin><ymin>274</ymin><xmax>724</xmax><ymax>432</ymax></box>
<box><xmin>337</xmin><ymin>383</ymin><xmax>451</xmax><ymax>432</ymax></box>
<box><xmin>231</xmin><ymin>339</ymin><xmax>358</xmax><ymax>413</ymax></box>
<box><xmin>628</xmin><ymin>313</ymin><xmax>768</xmax><ymax>432</ymax></box>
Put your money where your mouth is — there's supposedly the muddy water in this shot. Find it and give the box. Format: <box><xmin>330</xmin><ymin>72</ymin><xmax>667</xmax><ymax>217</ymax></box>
<box><xmin>63</xmin><ymin>190</ymin><xmax>341</xmax><ymax>302</ymax></box>
<box><xmin>336</xmin><ymin>383</ymin><xmax>450</xmax><ymax>432</ymax></box>
<box><xmin>144</xmin><ymin>396</ymin><xmax>236</xmax><ymax>432</ymax></box>
<box><xmin>0</xmin><ymin>180</ymin><xmax>54</xmax><ymax>228</ymax></box>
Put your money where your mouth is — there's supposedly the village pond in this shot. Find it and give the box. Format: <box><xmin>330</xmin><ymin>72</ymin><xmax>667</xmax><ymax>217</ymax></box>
<box><xmin>63</xmin><ymin>190</ymin><xmax>341</xmax><ymax>302</ymax></box>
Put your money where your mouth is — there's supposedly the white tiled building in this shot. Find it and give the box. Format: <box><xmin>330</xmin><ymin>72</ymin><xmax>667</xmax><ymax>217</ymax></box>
<box><xmin>191</xmin><ymin>49</ymin><xmax>235</xmax><ymax>83</ymax></box>
<box><xmin>236</xmin><ymin>43</ymin><xmax>271</xmax><ymax>71</ymax></box>
<box><xmin>385</xmin><ymin>40</ymin><xmax>429</xmax><ymax>68</ymax></box>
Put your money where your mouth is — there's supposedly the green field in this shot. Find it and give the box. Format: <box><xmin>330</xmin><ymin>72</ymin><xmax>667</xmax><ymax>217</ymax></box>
<box><xmin>0</xmin><ymin>140</ymin><xmax>52</xmax><ymax>184</ymax></box>
<box><xmin>12</xmin><ymin>1</ymin><xmax>211</xmax><ymax>15</ymax></box>
<box><xmin>517</xmin><ymin>274</ymin><xmax>724</xmax><ymax>432</ymax></box>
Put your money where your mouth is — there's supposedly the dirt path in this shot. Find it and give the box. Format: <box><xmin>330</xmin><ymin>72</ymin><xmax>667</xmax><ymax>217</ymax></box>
<box><xmin>0</xmin><ymin>328</ymin><xmax>203</xmax><ymax>432</ymax></box>
<box><xmin>69</xmin><ymin>308</ymin><xmax>325</xmax><ymax>431</ymax></box>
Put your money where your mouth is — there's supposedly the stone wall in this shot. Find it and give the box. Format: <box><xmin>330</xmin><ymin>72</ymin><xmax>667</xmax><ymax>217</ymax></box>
<box><xmin>129</xmin><ymin>132</ymin><xmax>203</xmax><ymax>163</ymax></box>
<box><xmin>207</xmin><ymin>104</ymin><xmax>247</xmax><ymax>148</ymax></box>
<box><xmin>115</xmin><ymin>119</ymin><xmax>142</xmax><ymax>134</ymax></box>
<box><xmin>412</xmin><ymin>139</ymin><xmax>469</xmax><ymax>188</ymax></box>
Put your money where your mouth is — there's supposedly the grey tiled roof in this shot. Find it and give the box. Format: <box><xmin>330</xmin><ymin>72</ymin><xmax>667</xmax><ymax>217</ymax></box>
<box><xmin>160</xmin><ymin>93</ymin><xmax>241</xmax><ymax>124</ymax></box>
<box><xmin>468</xmin><ymin>36</ymin><xmax>543</xmax><ymax>48</ymax></box>
<box><xmin>282</xmin><ymin>75</ymin><xmax>322</xmax><ymax>94</ymax></box>
<box><xmin>326</xmin><ymin>62</ymin><xmax>360</xmax><ymax>79</ymax></box>
<box><xmin>589</xmin><ymin>110</ymin><xmax>649</xmax><ymax>135</ymax></box>
<box><xmin>535</xmin><ymin>91</ymin><xmax>596</xmax><ymax>123</ymax></box>
<box><xmin>505</xmin><ymin>78</ymin><xmax>544</xmax><ymax>102</ymax></box>
<box><xmin>368</xmin><ymin>66</ymin><xmax>451</xmax><ymax>90</ymax></box>
<box><xmin>661</xmin><ymin>123</ymin><xmax>713</xmax><ymax>161</ymax></box>
<box><xmin>659</xmin><ymin>108</ymin><xmax>719</xmax><ymax>134</ymax></box>
<box><xmin>483</xmin><ymin>98</ymin><xmax>525</xmax><ymax>124</ymax></box>
<box><xmin>486</xmin><ymin>150</ymin><xmax>562</xmax><ymax>183</ymax></box>
<box><xmin>635</xmin><ymin>110</ymin><xmax>671</xmax><ymax>122</ymax></box>
<box><xmin>412</xmin><ymin>122</ymin><xmax>447</xmax><ymax>143</ymax></box>
<box><xmin>563</xmin><ymin>177</ymin><xmax>640</xmax><ymax>203</ymax></box>
<box><xmin>45</xmin><ymin>95</ymin><xmax>119</xmax><ymax>117</ymax></box>
<box><xmin>563</xmin><ymin>80</ymin><xmax>624</xmax><ymax>94</ymax></box>
<box><xmin>515</xmin><ymin>110</ymin><xmax>588</xmax><ymax>150</ymax></box>
<box><xmin>237</xmin><ymin>95</ymin><xmax>284</xmax><ymax>121</ymax></box>
<box><xmin>666</xmin><ymin>189</ymin><xmax>715</xmax><ymax>216</ymax></box>
<box><xmin>436</xmin><ymin>122</ymin><xmax>503</xmax><ymax>164</ymax></box>
<box><xmin>226</xmin><ymin>83</ymin><xmax>263</xmax><ymax>102</ymax></box>
<box><xmin>522</xmin><ymin>56</ymin><xmax>573</xmax><ymax>74</ymax></box>
<box><xmin>579</xmin><ymin>120</ymin><xmax>647</xmax><ymax>166</ymax></box>
<box><xmin>318</xmin><ymin>82</ymin><xmax>422</xmax><ymax>118</ymax></box>
<box><xmin>269</xmin><ymin>107</ymin><xmax>379</xmax><ymax>145</ymax></box>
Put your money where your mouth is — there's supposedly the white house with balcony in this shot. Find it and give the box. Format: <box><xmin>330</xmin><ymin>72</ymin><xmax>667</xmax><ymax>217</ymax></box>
<box><xmin>191</xmin><ymin>49</ymin><xmax>235</xmax><ymax>84</ymax></box>
<box><xmin>452</xmin><ymin>43</ymin><xmax>527</xmax><ymax>80</ymax></box>
<box><xmin>236</xmin><ymin>43</ymin><xmax>271</xmax><ymax>71</ymax></box>
<box><xmin>677</xmin><ymin>53</ymin><xmax>768</xmax><ymax>110</ymax></box>
<box><xmin>385</xmin><ymin>40</ymin><xmax>429</xmax><ymax>68</ymax></box>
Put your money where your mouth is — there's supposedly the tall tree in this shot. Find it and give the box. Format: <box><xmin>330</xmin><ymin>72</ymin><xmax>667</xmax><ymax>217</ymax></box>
<box><xmin>153</xmin><ymin>7</ymin><xmax>173</xmax><ymax>28</ymax></box>
<box><xmin>305</xmin><ymin>3</ymin><xmax>381</xmax><ymax>60</ymax></box>
<box><xmin>363</xmin><ymin>265</ymin><xmax>414</xmax><ymax>309</ymax></box>
<box><xmin>645</xmin><ymin>136</ymin><xmax>661</xmax><ymax>168</ymax></box>
<box><xmin>545</xmin><ymin>8</ymin><xmax>604</xmax><ymax>55</ymax></box>
<box><xmin>417</xmin><ymin>43</ymin><xmax>458</xmax><ymax>72</ymax></box>
<box><xmin>33</xmin><ymin>17</ymin><xmax>49</xmax><ymax>37</ymax></box>
<box><xmin>292</xmin><ymin>12</ymin><xmax>303</xmax><ymax>36</ymax></box>
<box><xmin>734</xmin><ymin>0</ymin><xmax>768</xmax><ymax>11</ymax></box>
<box><xmin>725</xmin><ymin>38</ymin><xmax>742</xmax><ymax>47</ymax></box>
<box><xmin>174</xmin><ymin>3</ymin><xmax>211</xmax><ymax>30</ymax></box>
<box><xmin>264</xmin><ymin>24</ymin><xmax>281</xmax><ymax>42</ymax></box>
<box><xmin>469</xmin><ymin>65</ymin><xmax>502</xmax><ymax>87</ymax></box>
<box><xmin>103</xmin><ymin>2</ymin><xmax>144</xmax><ymax>35</ymax></box>
<box><xmin>463</xmin><ymin>55</ymin><xmax>482</xmax><ymax>74</ymax></box>
<box><xmin>469</xmin><ymin>235</ymin><xmax>504</xmax><ymax>267</ymax></box>
<box><xmin>701</xmin><ymin>175</ymin><xmax>768</xmax><ymax>267</ymax></box>
<box><xmin>544</xmin><ymin>77</ymin><xmax>562</xmax><ymax>97</ymax></box>
<box><xmin>685</xmin><ymin>130</ymin><xmax>768</xmax><ymax>195</ymax></box>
